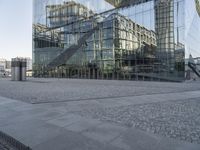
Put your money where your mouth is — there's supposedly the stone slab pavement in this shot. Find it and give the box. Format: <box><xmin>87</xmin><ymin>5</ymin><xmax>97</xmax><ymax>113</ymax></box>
<box><xmin>0</xmin><ymin>93</ymin><xmax>200</xmax><ymax>150</ymax></box>
<box><xmin>0</xmin><ymin>80</ymin><xmax>200</xmax><ymax>150</ymax></box>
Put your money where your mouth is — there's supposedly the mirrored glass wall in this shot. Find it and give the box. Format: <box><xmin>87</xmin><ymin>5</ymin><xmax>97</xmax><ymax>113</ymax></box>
<box><xmin>33</xmin><ymin>0</ymin><xmax>200</xmax><ymax>81</ymax></box>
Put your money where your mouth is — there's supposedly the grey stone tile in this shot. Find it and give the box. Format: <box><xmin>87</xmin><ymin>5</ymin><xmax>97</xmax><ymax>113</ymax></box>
<box><xmin>82</xmin><ymin>123</ymin><xmax>126</xmax><ymax>143</ymax></box>
<box><xmin>33</xmin><ymin>130</ymin><xmax>123</xmax><ymax>150</ymax></box>
<box><xmin>47</xmin><ymin>114</ymin><xmax>84</xmax><ymax>127</ymax></box>
<box><xmin>111</xmin><ymin>128</ymin><xmax>200</xmax><ymax>150</ymax></box>
<box><xmin>1</xmin><ymin>120</ymin><xmax>66</xmax><ymax>147</ymax></box>
<box><xmin>111</xmin><ymin>128</ymin><xmax>161</xmax><ymax>150</ymax></box>
<box><xmin>64</xmin><ymin>118</ymin><xmax>102</xmax><ymax>132</ymax></box>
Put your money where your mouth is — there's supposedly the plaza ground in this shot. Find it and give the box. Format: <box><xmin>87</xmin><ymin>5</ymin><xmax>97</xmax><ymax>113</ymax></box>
<box><xmin>0</xmin><ymin>78</ymin><xmax>200</xmax><ymax>150</ymax></box>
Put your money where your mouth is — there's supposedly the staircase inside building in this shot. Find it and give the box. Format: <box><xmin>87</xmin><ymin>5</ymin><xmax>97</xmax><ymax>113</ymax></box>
<box><xmin>47</xmin><ymin>23</ymin><xmax>101</xmax><ymax>69</ymax></box>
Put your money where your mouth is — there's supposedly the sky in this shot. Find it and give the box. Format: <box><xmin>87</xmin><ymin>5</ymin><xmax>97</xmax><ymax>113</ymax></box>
<box><xmin>0</xmin><ymin>0</ymin><xmax>32</xmax><ymax>60</ymax></box>
<box><xmin>0</xmin><ymin>0</ymin><xmax>199</xmax><ymax>61</ymax></box>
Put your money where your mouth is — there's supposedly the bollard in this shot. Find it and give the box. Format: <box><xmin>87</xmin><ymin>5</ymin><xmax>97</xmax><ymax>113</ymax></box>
<box><xmin>21</xmin><ymin>59</ymin><xmax>27</xmax><ymax>81</ymax></box>
<box><xmin>11</xmin><ymin>59</ymin><xmax>16</xmax><ymax>81</ymax></box>
<box><xmin>11</xmin><ymin>58</ymin><xmax>27</xmax><ymax>81</ymax></box>
<box><xmin>11</xmin><ymin>58</ymin><xmax>21</xmax><ymax>81</ymax></box>
<box><xmin>15</xmin><ymin>60</ymin><xmax>21</xmax><ymax>81</ymax></box>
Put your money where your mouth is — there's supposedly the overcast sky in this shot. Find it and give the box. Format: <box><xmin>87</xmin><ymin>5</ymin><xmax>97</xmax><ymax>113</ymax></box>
<box><xmin>0</xmin><ymin>0</ymin><xmax>32</xmax><ymax>60</ymax></box>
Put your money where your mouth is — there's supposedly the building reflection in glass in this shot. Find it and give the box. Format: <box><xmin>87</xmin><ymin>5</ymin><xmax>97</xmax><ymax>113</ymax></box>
<box><xmin>33</xmin><ymin>0</ymin><xmax>200</xmax><ymax>81</ymax></box>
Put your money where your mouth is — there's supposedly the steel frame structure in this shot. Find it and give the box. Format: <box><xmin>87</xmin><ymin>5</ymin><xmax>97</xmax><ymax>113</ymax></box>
<box><xmin>33</xmin><ymin>0</ymin><xmax>187</xmax><ymax>81</ymax></box>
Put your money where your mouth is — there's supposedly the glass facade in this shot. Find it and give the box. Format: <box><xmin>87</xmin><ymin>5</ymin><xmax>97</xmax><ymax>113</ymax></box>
<box><xmin>33</xmin><ymin>0</ymin><xmax>200</xmax><ymax>81</ymax></box>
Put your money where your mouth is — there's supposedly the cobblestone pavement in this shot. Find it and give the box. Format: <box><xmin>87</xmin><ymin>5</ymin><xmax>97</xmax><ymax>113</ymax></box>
<box><xmin>0</xmin><ymin>78</ymin><xmax>200</xmax><ymax>104</ymax></box>
<box><xmin>0</xmin><ymin>78</ymin><xmax>200</xmax><ymax>150</ymax></box>
<box><xmin>76</xmin><ymin>98</ymin><xmax>200</xmax><ymax>144</ymax></box>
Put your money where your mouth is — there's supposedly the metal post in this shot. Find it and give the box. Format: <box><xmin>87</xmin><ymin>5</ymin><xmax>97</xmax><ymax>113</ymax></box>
<box><xmin>21</xmin><ymin>59</ymin><xmax>27</xmax><ymax>81</ymax></box>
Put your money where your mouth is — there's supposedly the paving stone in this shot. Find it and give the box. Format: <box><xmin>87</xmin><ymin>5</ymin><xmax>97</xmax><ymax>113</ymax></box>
<box><xmin>0</xmin><ymin>78</ymin><xmax>200</xmax><ymax>104</ymax></box>
<box><xmin>0</xmin><ymin>78</ymin><xmax>200</xmax><ymax>150</ymax></box>
<box><xmin>82</xmin><ymin>123</ymin><xmax>126</xmax><ymax>143</ymax></box>
<box><xmin>64</xmin><ymin>118</ymin><xmax>102</xmax><ymax>132</ymax></box>
<box><xmin>47</xmin><ymin>114</ymin><xmax>84</xmax><ymax>127</ymax></box>
<box><xmin>33</xmin><ymin>130</ymin><xmax>123</xmax><ymax>150</ymax></box>
<box><xmin>77</xmin><ymin>98</ymin><xmax>200</xmax><ymax>144</ymax></box>
<box><xmin>1</xmin><ymin>120</ymin><xmax>66</xmax><ymax>147</ymax></box>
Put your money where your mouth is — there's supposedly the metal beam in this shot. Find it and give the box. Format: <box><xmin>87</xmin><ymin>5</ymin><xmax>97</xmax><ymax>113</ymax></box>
<box><xmin>196</xmin><ymin>0</ymin><xmax>200</xmax><ymax>17</ymax></box>
<box><xmin>105</xmin><ymin>0</ymin><xmax>152</xmax><ymax>8</ymax></box>
<box><xmin>37</xmin><ymin>0</ymin><xmax>153</xmax><ymax>33</ymax></box>
<box><xmin>47</xmin><ymin>24</ymin><xmax>101</xmax><ymax>68</ymax></box>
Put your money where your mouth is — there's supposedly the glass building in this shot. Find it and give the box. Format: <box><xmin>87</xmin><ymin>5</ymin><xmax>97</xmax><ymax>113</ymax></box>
<box><xmin>33</xmin><ymin>0</ymin><xmax>200</xmax><ymax>81</ymax></box>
